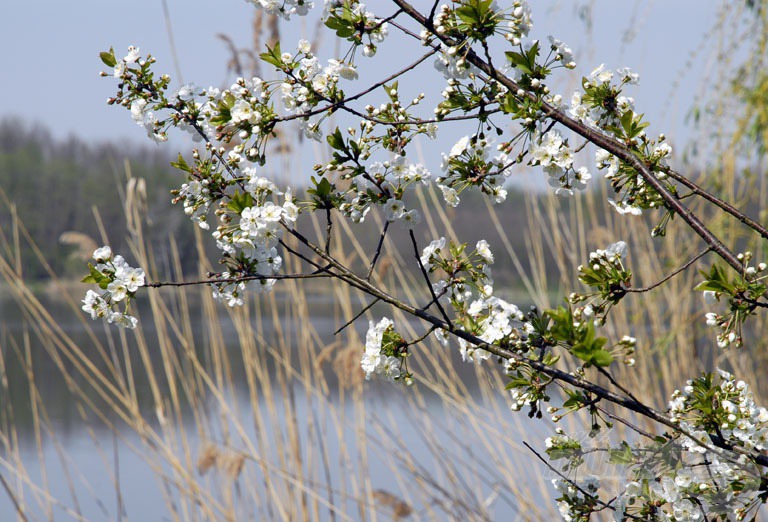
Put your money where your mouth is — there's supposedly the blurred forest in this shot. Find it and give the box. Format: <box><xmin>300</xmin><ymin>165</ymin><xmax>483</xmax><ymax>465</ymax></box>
<box><xmin>0</xmin><ymin>116</ymin><xmax>576</xmax><ymax>287</ymax></box>
<box><xmin>0</xmin><ymin>118</ymin><xmax>194</xmax><ymax>280</ymax></box>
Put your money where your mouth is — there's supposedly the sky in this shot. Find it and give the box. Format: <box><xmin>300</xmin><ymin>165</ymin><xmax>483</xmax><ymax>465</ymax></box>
<box><xmin>0</xmin><ymin>1</ymin><xmax>743</xmax><ymax>159</ymax></box>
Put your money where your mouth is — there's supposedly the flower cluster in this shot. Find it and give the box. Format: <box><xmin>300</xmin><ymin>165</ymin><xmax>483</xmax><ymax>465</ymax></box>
<box><xmin>697</xmin><ymin>253</ymin><xmax>767</xmax><ymax>349</ymax></box>
<box><xmin>505</xmin><ymin>1</ymin><xmax>533</xmax><ymax>45</ymax></box>
<box><xmin>81</xmin><ymin>246</ymin><xmax>145</xmax><ymax>329</ymax></box>
<box><xmin>547</xmin><ymin>36</ymin><xmax>576</xmax><ymax>70</ymax></box>
<box><xmin>278</xmin><ymin>41</ymin><xmax>357</xmax><ymax>112</ymax></box>
<box><xmin>208</xmin><ymin>171</ymin><xmax>298</xmax><ymax>306</ymax></box>
<box><xmin>570</xmin><ymin>241</ymin><xmax>631</xmax><ymax>322</ymax></box>
<box><xmin>421</xmin><ymin>238</ymin><xmax>534</xmax><ymax>368</ymax></box>
<box><xmin>552</xmin><ymin>477</ymin><xmax>600</xmax><ymax>522</ymax></box>
<box><xmin>431</xmin><ymin>1</ymin><xmax>531</xmax><ymax>47</ymax></box>
<box><xmin>323</xmin><ymin>1</ymin><xmax>389</xmax><ymax>57</ymax></box>
<box><xmin>669</xmin><ymin>369</ymin><xmax>768</xmax><ymax>451</ymax></box>
<box><xmin>244</xmin><ymin>0</ymin><xmax>312</xmax><ymax>19</ymax></box>
<box><xmin>360</xmin><ymin>317</ymin><xmax>410</xmax><ymax>383</ymax></box>
<box><xmin>529</xmin><ymin>129</ymin><xmax>591</xmax><ymax>196</ymax></box>
<box><xmin>438</xmin><ymin>135</ymin><xmax>511</xmax><ymax>205</ymax></box>
<box><xmin>583</xmin><ymin>370</ymin><xmax>768</xmax><ymax>520</ymax></box>
<box><xmin>320</xmin><ymin>123</ymin><xmax>431</xmax><ymax>226</ymax></box>
<box><xmin>102</xmin><ymin>46</ymin><xmax>172</xmax><ymax>143</ymax></box>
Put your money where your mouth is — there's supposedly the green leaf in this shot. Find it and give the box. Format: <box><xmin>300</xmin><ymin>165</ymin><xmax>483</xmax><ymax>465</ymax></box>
<box><xmin>505</xmin><ymin>51</ymin><xmax>532</xmax><ymax>75</ymax></box>
<box><xmin>259</xmin><ymin>42</ymin><xmax>284</xmax><ymax>69</ymax></box>
<box><xmin>324</xmin><ymin>15</ymin><xmax>356</xmax><ymax>38</ymax></box>
<box><xmin>170</xmin><ymin>154</ymin><xmax>191</xmax><ymax>173</ymax></box>
<box><xmin>620</xmin><ymin>110</ymin><xmax>634</xmax><ymax>133</ymax></box>
<box><xmin>226</xmin><ymin>191</ymin><xmax>254</xmax><ymax>213</ymax></box>
<box><xmin>100</xmin><ymin>48</ymin><xmax>117</xmax><ymax>68</ymax></box>
<box><xmin>571</xmin><ymin>343</ymin><xmax>594</xmax><ymax>362</ymax></box>
<box><xmin>455</xmin><ymin>6</ymin><xmax>479</xmax><ymax>25</ymax></box>
<box><xmin>327</xmin><ymin>128</ymin><xmax>346</xmax><ymax>151</ymax></box>
<box><xmin>591</xmin><ymin>349</ymin><xmax>614</xmax><ymax>367</ymax></box>
<box><xmin>608</xmin><ymin>442</ymin><xmax>634</xmax><ymax>464</ymax></box>
<box><xmin>83</xmin><ymin>263</ymin><xmax>110</xmax><ymax>289</ymax></box>
<box><xmin>562</xmin><ymin>390</ymin><xmax>585</xmax><ymax>409</ymax></box>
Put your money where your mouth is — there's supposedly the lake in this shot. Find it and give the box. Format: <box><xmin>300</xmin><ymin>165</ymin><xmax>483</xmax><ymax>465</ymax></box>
<box><xmin>0</xmin><ymin>284</ymin><xmax>566</xmax><ymax>521</ymax></box>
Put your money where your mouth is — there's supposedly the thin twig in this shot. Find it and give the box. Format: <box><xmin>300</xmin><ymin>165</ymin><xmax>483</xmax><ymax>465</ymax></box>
<box><xmin>521</xmin><ymin>442</ymin><xmax>626</xmax><ymax>518</ymax></box>
<box><xmin>597</xmin><ymin>366</ymin><xmax>643</xmax><ymax>408</ymax></box>
<box><xmin>409</xmin><ymin>229</ymin><xmax>453</xmax><ymax>329</ymax></box>
<box><xmin>334</xmin><ymin>297</ymin><xmax>380</xmax><ymax>335</ymax></box>
<box><xmin>276</xmin><ymin>50</ymin><xmax>438</xmax><ymax>124</ymax></box>
<box><xmin>325</xmin><ymin>206</ymin><xmax>333</xmax><ymax>254</ymax></box>
<box><xmin>625</xmin><ymin>248</ymin><xmax>712</xmax><ymax>293</ymax></box>
<box><xmin>366</xmin><ymin>221</ymin><xmax>390</xmax><ymax>281</ymax></box>
<box><xmin>661</xmin><ymin>166</ymin><xmax>768</xmax><ymax>241</ymax></box>
<box><xmin>145</xmin><ymin>272</ymin><xmax>333</xmax><ymax>288</ymax></box>
<box><xmin>595</xmin><ymin>405</ymin><xmax>657</xmax><ymax>440</ymax></box>
<box><xmin>405</xmin><ymin>325</ymin><xmax>438</xmax><ymax>347</ymax></box>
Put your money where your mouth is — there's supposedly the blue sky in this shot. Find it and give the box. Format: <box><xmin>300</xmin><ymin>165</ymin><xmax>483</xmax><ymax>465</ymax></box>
<box><xmin>0</xmin><ymin>1</ymin><xmax>734</xmax><ymax>152</ymax></box>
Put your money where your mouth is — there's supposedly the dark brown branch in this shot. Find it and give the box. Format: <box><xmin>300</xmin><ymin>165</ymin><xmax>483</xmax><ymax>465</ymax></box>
<box><xmin>283</xmin><ymin>223</ymin><xmax>768</xmax><ymax>469</ymax></box>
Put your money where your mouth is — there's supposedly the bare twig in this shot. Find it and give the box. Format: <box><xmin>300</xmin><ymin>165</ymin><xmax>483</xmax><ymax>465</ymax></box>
<box><xmin>409</xmin><ymin>229</ymin><xmax>453</xmax><ymax>329</ymax></box>
<box><xmin>334</xmin><ymin>297</ymin><xmax>380</xmax><ymax>335</ymax></box>
<box><xmin>366</xmin><ymin>221</ymin><xmax>390</xmax><ymax>281</ymax></box>
<box><xmin>625</xmin><ymin>248</ymin><xmax>712</xmax><ymax>293</ymax></box>
<box><xmin>661</xmin><ymin>166</ymin><xmax>768</xmax><ymax>241</ymax></box>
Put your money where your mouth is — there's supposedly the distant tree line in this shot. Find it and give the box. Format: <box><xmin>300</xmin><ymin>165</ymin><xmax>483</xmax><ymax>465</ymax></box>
<box><xmin>0</xmin><ymin>117</ymin><xmax>199</xmax><ymax>280</ymax></box>
<box><xmin>0</xmin><ymin>116</ymin><xmax>608</xmax><ymax>285</ymax></box>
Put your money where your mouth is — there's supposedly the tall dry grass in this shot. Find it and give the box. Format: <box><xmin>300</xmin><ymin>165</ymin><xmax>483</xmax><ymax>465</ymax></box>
<box><xmin>0</xmin><ymin>159</ymin><xmax>579</xmax><ymax>521</ymax></box>
<box><xmin>2</xmin><ymin>137</ymin><xmax>766</xmax><ymax>520</ymax></box>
